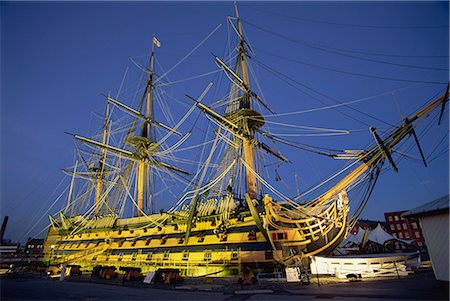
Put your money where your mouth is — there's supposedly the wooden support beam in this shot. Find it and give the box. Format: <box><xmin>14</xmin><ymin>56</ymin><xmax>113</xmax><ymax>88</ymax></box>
<box><xmin>370</xmin><ymin>127</ymin><xmax>398</xmax><ymax>173</ymax></box>
<box><xmin>438</xmin><ymin>83</ymin><xmax>449</xmax><ymax>125</ymax></box>
<box><xmin>405</xmin><ymin>118</ymin><xmax>427</xmax><ymax>168</ymax></box>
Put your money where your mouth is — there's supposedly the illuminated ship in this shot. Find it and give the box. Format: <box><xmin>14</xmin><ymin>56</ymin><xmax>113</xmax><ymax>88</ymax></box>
<box><xmin>43</xmin><ymin>4</ymin><xmax>449</xmax><ymax>277</ymax></box>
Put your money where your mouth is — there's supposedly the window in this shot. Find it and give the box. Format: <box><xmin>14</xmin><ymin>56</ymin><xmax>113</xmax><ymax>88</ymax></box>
<box><xmin>163</xmin><ymin>251</ymin><xmax>170</xmax><ymax>260</ymax></box>
<box><xmin>204</xmin><ymin>250</ymin><xmax>212</xmax><ymax>261</ymax></box>
<box><xmin>182</xmin><ymin>251</ymin><xmax>189</xmax><ymax>261</ymax></box>
<box><xmin>394</xmin><ymin>216</ymin><xmax>399</xmax><ymax>221</ymax></box>
<box><xmin>411</xmin><ymin>222</ymin><xmax>418</xmax><ymax>229</ymax></box>
<box><xmin>231</xmin><ymin>251</ymin><xmax>239</xmax><ymax>261</ymax></box>
<box><xmin>388</xmin><ymin>216</ymin><xmax>393</xmax><ymax>222</ymax></box>
<box><xmin>402</xmin><ymin>223</ymin><xmax>407</xmax><ymax>230</ymax></box>
<box><xmin>396</xmin><ymin>224</ymin><xmax>401</xmax><ymax>230</ymax></box>
<box><xmin>405</xmin><ymin>232</ymin><xmax>410</xmax><ymax>239</ymax></box>
<box><xmin>220</xmin><ymin>234</ymin><xmax>228</xmax><ymax>242</ymax></box>
<box><xmin>417</xmin><ymin>241</ymin><xmax>422</xmax><ymax>247</ymax></box>
<box><xmin>265</xmin><ymin>250</ymin><xmax>274</xmax><ymax>260</ymax></box>
<box><xmin>415</xmin><ymin>231</ymin><xmax>420</xmax><ymax>238</ymax></box>
<box><xmin>398</xmin><ymin>233</ymin><xmax>403</xmax><ymax>239</ymax></box>
<box><xmin>146</xmin><ymin>253</ymin><xmax>153</xmax><ymax>261</ymax></box>
<box><xmin>272</xmin><ymin>232</ymin><xmax>287</xmax><ymax>240</ymax></box>
<box><xmin>390</xmin><ymin>225</ymin><xmax>395</xmax><ymax>230</ymax></box>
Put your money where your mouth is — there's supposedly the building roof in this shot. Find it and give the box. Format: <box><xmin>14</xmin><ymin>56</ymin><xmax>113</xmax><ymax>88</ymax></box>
<box><xmin>403</xmin><ymin>195</ymin><xmax>449</xmax><ymax>218</ymax></box>
<box><xmin>26</xmin><ymin>238</ymin><xmax>44</xmax><ymax>245</ymax></box>
<box><xmin>356</xmin><ymin>219</ymin><xmax>387</xmax><ymax>229</ymax></box>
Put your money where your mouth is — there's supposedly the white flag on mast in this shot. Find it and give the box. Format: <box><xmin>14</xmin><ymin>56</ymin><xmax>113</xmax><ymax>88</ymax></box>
<box><xmin>152</xmin><ymin>37</ymin><xmax>161</xmax><ymax>47</ymax></box>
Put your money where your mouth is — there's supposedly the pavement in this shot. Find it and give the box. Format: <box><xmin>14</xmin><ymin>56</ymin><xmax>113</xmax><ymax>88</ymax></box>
<box><xmin>1</xmin><ymin>269</ymin><xmax>448</xmax><ymax>300</ymax></box>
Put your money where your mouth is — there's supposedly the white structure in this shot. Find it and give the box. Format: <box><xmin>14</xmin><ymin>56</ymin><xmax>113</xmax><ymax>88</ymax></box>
<box><xmin>403</xmin><ymin>195</ymin><xmax>449</xmax><ymax>282</ymax></box>
<box><xmin>311</xmin><ymin>252</ymin><xmax>420</xmax><ymax>278</ymax></box>
<box><xmin>347</xmin><ymin>226</ymin><xmax>365</xmax><ymax>244</ymax></box>
<box><xmin>367</xmin><ymin>223</ymin><xmax>412</xmax><ymax>245</ymax></box>
<box><xmin>336</xmin><ymin>223</ymin><xmax>412</xmax><ymax>255</ymax></box>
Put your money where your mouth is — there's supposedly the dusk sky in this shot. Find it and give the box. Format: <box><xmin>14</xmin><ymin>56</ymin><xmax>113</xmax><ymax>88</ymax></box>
<box><xmin>1</xmin><ymin>1</ymin><xmax>448</xmax><ymax>244</ymax></box>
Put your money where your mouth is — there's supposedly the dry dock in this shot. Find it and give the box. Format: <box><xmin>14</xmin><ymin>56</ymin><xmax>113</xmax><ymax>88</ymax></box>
<box><xmin>1</xmin><ymin>269</ymin><xmax>448</xmax><ymax>300</ymax></box>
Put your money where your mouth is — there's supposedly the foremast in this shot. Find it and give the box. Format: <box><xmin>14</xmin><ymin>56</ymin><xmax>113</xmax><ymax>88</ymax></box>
<box><xmin>226</xmin><ymin>2</ymin><xmax>264</xmax><ymax>199</ymax></box>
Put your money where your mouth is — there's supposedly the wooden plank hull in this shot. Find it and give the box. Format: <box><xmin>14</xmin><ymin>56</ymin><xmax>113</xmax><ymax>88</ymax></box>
<box><xmin>44</xmin><ymin>201</ymin><xmax>349</xmax><ymax>276</ymax></box>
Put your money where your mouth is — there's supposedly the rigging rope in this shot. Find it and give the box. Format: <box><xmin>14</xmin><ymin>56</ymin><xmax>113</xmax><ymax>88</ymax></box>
<box><xmin>253</xmin><ymin>59</ymin><xmax>393</xmax><ymax>127</ymax></box>
<box><xmin>20</xmin><ymin>181</ymin><xmax>70</xmax><ymax>242</ymax></box>
<box><xmin>155</xmin><ymin>24</ymin><xmax>223</xmax><ymax>84</ymax></box>
<box><xmin>254</xmin><ymin>47</ymin><xmax>447</xmax><ymax>85</ymax></box>
<box><xmin>242</xmin><ymin>19</ymin><xmax>448</xmax><ymax>72</ymax></box>
<box><xmin>242</xmin><ymin>5</ymin><xmax>449</xmax><ymax>30</ymax></box>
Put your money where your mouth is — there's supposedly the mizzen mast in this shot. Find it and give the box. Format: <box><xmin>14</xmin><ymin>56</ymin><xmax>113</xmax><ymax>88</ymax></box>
<box><xmin>94</xmin><ymin>103</ymin><xmax>110</xmax><ymax>215</ymax></box>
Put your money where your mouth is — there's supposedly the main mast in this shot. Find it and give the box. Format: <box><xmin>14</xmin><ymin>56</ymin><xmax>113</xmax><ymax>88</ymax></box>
<box><xmin>137</xmin><ymin>40</ymin><xmax>157</xmax><ymax>216</ymax></box>
<box><xmin>72</xmin><ymin>36</ymin><xmax>189</xmax><ymax>218</ymax></box>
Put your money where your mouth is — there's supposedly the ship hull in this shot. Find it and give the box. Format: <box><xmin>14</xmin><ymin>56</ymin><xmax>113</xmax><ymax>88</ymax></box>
<box><xmin>44</xmin><ymin>202</ymin><xmax>348</xmax><ymax>277</ymax></box>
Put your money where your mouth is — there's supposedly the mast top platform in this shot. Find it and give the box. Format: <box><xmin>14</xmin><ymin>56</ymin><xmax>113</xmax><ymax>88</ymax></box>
<box><xmin>224</xmin><ymin>108</ymin><xmax>265</xmax><ymax>130</ymax></box>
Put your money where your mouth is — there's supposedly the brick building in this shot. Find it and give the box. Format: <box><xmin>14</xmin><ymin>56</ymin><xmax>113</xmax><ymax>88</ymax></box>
<box><xmin>24</xmin><ymin>238</ymin><xmax>44</xmax><ymax>255</ymax></box>
<box><xmin>384</xmin><ymin>211</ymin><xmax>426</xmax><ymax>250</ymax></box>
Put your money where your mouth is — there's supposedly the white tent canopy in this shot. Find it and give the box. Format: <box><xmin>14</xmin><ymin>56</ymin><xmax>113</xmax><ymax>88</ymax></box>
<box><xmin>367</xmin><ymin>223</ymin><xmax>413</xmax><ymax>245</ymax></box>
<box><xmin>345</xmin><ymin>226</ymin><xmax>366</xmax><ymax>245</ymax></box>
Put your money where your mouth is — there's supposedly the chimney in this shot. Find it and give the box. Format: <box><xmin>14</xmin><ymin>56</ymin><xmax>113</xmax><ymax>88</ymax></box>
<box><xmin>0</xmin><ymin>216</ymin><xmax>9</xmax><ymax>244</ymax></box>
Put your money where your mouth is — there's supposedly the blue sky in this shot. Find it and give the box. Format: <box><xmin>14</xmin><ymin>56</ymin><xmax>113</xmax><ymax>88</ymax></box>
<box><xmin>1</xmin><ymin>1</ymin><xmax>448</xmax><ymax>243</ymax></box>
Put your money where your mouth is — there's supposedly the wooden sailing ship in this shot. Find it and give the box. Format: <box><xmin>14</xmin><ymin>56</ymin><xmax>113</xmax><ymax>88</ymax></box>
<box><xmin>43</xmin><ymin>4</ymin><xmax>449</xmax><ymax>277</ymax></box>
